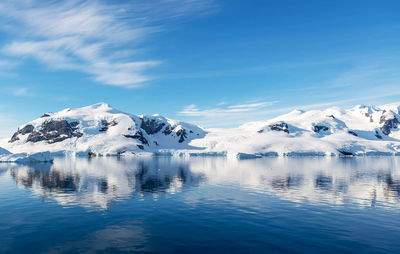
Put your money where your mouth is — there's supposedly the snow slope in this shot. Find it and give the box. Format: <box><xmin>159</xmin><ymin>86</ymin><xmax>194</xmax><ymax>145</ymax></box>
<box><xmin>2</xmin><ymin>103</ymin><xmax>206</xmax><ymax>156</ymax></box>
<box><xmin>2</xmin><ymin>102</ymin><xmax>400</xmax><ymax>157</ymax></box>
<box><xmin>192</xmin><ymin>104</ymin><xmax>400</xmax><ymax>156</ymax></box>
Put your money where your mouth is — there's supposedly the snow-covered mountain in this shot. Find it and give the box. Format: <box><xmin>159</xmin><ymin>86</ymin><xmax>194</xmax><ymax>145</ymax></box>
<box><xmin>192</xmin><ymin>103</ymin><xmax>400</xmax><ymax>157</ymax></box>
<box><xmin>1</xmin><ymin>102</ymin><xmax>400</xmax><ymax>158</ymax></box>
<box><xmin>2</xmin><ymin>103</ymin><xmax>205</xmax><ymax>156</ymax></box>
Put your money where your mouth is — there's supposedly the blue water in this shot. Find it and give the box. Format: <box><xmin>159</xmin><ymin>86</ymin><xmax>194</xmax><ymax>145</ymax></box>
<box><xmin>1</xmin><ymin>157</ymin><xmax>400</xmax><ymax>253</ymax></box>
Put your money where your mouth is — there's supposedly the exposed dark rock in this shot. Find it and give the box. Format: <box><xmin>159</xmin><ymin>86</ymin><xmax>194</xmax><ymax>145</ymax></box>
<box><xmin>124</xmin><ymin>131</ymin><xmax>149</xmax><ymax>145</ymax></box>
<box><xmin>313</xmin><ymin>125</ymin><xmax>329</xmax><ymax>133</ymax></box>
<box><xmin>88</xmin><ymin>152</ymin><xmax>96</xmax><ymax>158</ymax></box>
<box><xmin>41</xmin><ymin>113</ymin><xmax>51</xmax><ymax>118</ymax></box>
<box><xmin>327</xmin><ymin>115</ymin><xmax>335</xmax><ymax>119</ymax></box>
<box><xmin>99</xmin><ymin>120</ymin><xmax>117</xmax><ymax>132</ymax></box>
<box><xmin>9</xmin><ymin>134</ymin><xmax>19</xmax><ymax>143</ymax></box>
<box><xmin>70</xmin><ymin>121</ymin><xmax>79</xmax><ymax>128</ymax></box>
<box><xmin>269</xmin><ymin>122</ymin><xmax>289</xmax><ymax>133</ymax></box>
<box><xmin>27</xmin><ymin>131</ymin><xmax>46</xmax><ymax>142</ymax></box>
<box><xmin>117</xmin><ymin>150</ymin><xmax>127</xmax><ymax>156</ymax></box>
<box><xmin>380</xmin><ymin>116</ymin><xmax>399</xmax><ymax>135</ymax></box>
<box><xmin>176</xmin><ymin>129</ymin><xmax>187</xmax><ymax>143</ymax></box>
<box><xmin>337</xmin><ymin>150</ymin><xmax>354</xmax><ymax>156</ymax></box>
<box><xmin>137</xmin><ymin>144</ymin><xmax>144</xmax><ymax>150</ymax></box>
<box><xmin>153</xmin><ymin>141</ymin><xmax>159</xmax><ymax>146</ymax></box>
<box><xmin>9</xmin><ymin>124</ymin><xmax>35</xmax><ymax>143</ymax></box>
<box><xmin>257</xmin><ymin>129</ymin><xmax>264</xmax><ymax>133</ymax></box>
<box><xmin>347</xmin><ymin>130</ymin><xmax>358</xmax><ymax>137</ymax></box>
<box><xmin>14</xmin><ymin>120</ymin><xmax>83</xmax><ymax>144</ymax></box>
<box><xmin>162</xmin><ymin>126</ymin><xmax>175</xmax><ymax>135</ymax></box>
<box><xmin>20</xmin><ymin>125</ymin><xmax>34</xmax><ymax>134</ymax></box>
<box><xmin>364</xmin><ymin>113</ymin><xmax>374</xmax><ymax>122</ymax></box>
<box><xmin>140</xmin><ymin>117</ymin><xmax>166</xmax><ymax>135</ymax></box>
<box><xmin>375</xmin><ymin>130</ymin><xmax>382</xmax><ymax>139</ymax></box>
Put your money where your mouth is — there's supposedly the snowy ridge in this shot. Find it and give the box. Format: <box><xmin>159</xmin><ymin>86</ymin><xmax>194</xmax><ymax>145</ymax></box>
<box><xmin>2</xmin><ymin>103</ymin><xmax>206</xmax><ymax>158</ymax></box>
<box><xmin>1</xmin><ymin>102</ymin><xmax>400</xmax><ymax>159</ymax></box>
<box><xmin>191</xmin><ymin>103</ymin><xmax>400</xmax><ymax>157</ymax></box>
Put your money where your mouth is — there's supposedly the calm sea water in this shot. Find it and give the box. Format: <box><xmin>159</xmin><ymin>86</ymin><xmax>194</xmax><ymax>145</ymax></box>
<box><xmin>1</xmin><ymin>157</ymin><xmax>400</xmax><ymax>254</ymax></box>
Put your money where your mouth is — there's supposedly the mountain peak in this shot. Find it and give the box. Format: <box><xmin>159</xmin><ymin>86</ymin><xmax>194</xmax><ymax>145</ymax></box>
<box><xmin>2</xmin><ymin>102</ymin><xmax>400</xmax><ymax>158</ymax></box>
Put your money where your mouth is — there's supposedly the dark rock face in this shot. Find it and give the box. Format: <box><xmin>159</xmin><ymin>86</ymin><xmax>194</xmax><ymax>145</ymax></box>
<box><xmin>380</xmin><ymin>116</ymin><xmax>399</xmax><ymax>135</ymax></box>
<box><xmin>337</xmin><ymin>150</ymin><xmax>354</xmax><ymax>156</ymax></box>
<box><xmin>9</xmin><ymin>124</ymin><xmax>35</xmax><ymax>142</ymax></box>
<box><xmin>10</xmin><ymin>121</ymin><xmax>82</xmax><ymax>144</ymax></box>
<box><xmin>375</xmin><ymin>130</ymin><xmax>383</xmax><ymax>139</ymax></box>
<box><xmin>26</xmin><ymin>120</ymin><xmax>82</xmax><ymax>144</ymax></box>
<box><xmin>176</xmin><ymin>129</ymin><xmax>188</xmax><ymax>143</ymax></box>
<box><xmin>99</xmin><ymin>120</ymin><xmax>117</xmax><ymax>132</ymax></box>
<box><xmin>365</xmin><ymin>113</ymin><xmax>373</xmax><ymax>122</ymax></box>
<box><xmin>41</xmin><ymin>113</ymin><xmax>51</xmax><ymax>118</ymax></box>
<box><xmin>162</xmin><ymin>126</ymin><xmax>175</xmax><ymax>135</ymax></box>
<box><xmin>348</xmin><ymin>130</ymin><xmax>358</xmax><ymax>137</ymax></box>
<box><xmin>313</xmin><ymin>125</ymin><xmax>329</xmax><ymax>133</ymax></box>
<box><xmin>269</xmin><ymin>122</ymin><xmax>289</xmax><ymax>133</ymax></box>
<box><xmin>124</xmin><ymin>131</ymin><xmax>149</xmax><ymax>145</ymax></box>
<box><xmin>140</xmin><ymin>117</ymin><xmax>166</xmax><ymax>135</ymax></box>
<box><xmin>88</xmin><ymin>152</ymin><xmax>97</xmax><ymax>158</ymax></box>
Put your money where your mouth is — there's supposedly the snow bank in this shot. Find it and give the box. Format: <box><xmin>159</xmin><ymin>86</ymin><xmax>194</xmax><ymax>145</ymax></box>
<box><xmin>0</xmin><ymin>151</ymin><xmax>53</xmax><ymax>163</ymax></box>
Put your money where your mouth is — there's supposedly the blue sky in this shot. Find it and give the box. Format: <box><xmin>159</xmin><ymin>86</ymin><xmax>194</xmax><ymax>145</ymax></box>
<box><xmin>0</xmin><ymin>0</ymin><xmax>399</xmax><ymax>136</ymax></box>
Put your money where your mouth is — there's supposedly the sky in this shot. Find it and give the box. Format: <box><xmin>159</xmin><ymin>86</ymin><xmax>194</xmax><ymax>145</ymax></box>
<box><xmin>0</xmin><ymin>0</ymin><xmax>399</xmax><ymax>136</ymax></box>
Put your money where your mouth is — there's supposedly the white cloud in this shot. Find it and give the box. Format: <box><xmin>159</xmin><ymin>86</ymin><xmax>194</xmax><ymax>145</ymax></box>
<box><xmin>177</xmin><ymin>89</ymin><xmax>400</xmax><ymax>128</ymax></box>
<box><xmin>179</xmin><ymin>101</ymin><xmax>279</xmax><ymax>117</ymax></box>
<box><xmin>0</xmin><ymin>0</ymin><xmax>215</xmax><ymax>87</ymax></box>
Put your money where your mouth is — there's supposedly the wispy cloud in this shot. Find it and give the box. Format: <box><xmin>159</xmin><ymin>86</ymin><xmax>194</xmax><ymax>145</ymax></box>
<box><xmin>1</xmin><ymin>86</ymin><xmax>33</xmax><ymax>97</ymax></box>
<box><xmin>178</xmin><ymin>89</ymin><xmax>400</xmax><ymax>128</ymax></box>
<box><xmin>179</xmin><ymin>101</ymin><xmax>278</xmax><ymax>117</ymax></box>
<box><xmin>0</xmin><ymin>0</ymin><xmax>215</xmax><ymax>87</ymax></box>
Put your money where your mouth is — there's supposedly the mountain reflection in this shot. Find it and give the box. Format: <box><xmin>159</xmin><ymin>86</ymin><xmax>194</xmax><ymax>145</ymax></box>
<box><xmin>3</xmin><ymin>157</ymin><xmax>400</xmax><ymax>209</ymax></box>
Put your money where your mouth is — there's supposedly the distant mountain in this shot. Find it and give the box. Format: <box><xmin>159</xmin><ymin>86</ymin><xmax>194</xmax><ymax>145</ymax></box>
<box><xmin>2</xmin><ymin>102</ymin><xmax>400</xmax><ymax>157</ymax></box>
<box><xmin>3</xmin><ymin>103</ymin><xmax>206</xmax><ymax>156</ymax></box>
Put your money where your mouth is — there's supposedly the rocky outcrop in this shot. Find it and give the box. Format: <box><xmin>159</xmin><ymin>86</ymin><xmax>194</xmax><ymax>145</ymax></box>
<box><xmin>140</xmin><ymin>117</ymin><xmax>166</xmax><ymax>135</ymax></box>
<box><xmin>375</xmin><ymin>130</ymin><xmax>383</xmax><ymax>139</ymax></box>
<box><xmin>10</xmin><ymin>120</ymin><xmax>82</xmax><ymax>144</ymax></box>
<box><xmin>347</xmin><ymin>130</ymin><xmax>358</xmax><ymax>137</ymax></box>
<box><xmin>380</xmin><ymin>116</ymin><xmax>399</xmax><ymax>135</ymax></box>
<box><xmin>176</xmin><ymin>129</ymin><xmax>188</xmax><ymax>143</ymax></box>
<box><xmin>313</xmin><ymin>125</ymin><xmax>329</xmax><ymax>133</ymax></box>
<box><xmin>99</xmin><ymin>120</ymin><xmax>117</xmax><ymax>132</ymax></box>
<box><xmin>41</xmin><ymin>113</ymin><xmax>52</xmax><ymax>118</ymax></box>
<box><xmin>124</xmin><ymin>131</ymin><xmax>149</xmax><ymax>145</ymax></box>
<box><xmin>269</xmin><ymin>122</ymin><xmax>289</xmax><ymax>133</ymax></box>
<box><xmin>9</xmin><ymin>124</ymin><xmax>35</xmax><ymax>142</ymax></box>
<box><xmin>163</xmin><ymin>126</ymin><xmax>174</xmax><ymax>135</ymax></box>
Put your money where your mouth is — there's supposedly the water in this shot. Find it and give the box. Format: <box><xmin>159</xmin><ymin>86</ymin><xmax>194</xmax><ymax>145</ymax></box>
<box><xmin>1</xmin><ymin>157</ymin><xmax>400</xmax><ymax>253</ymax></box>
